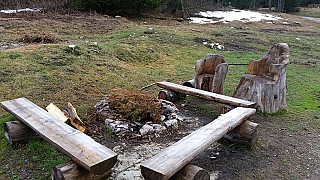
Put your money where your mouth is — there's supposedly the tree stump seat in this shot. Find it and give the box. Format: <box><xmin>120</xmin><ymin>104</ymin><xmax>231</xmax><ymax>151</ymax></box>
<box><xmin>194</xmin><ymin>54</ymin><xmax>228</xmax><ymax>94</ymax></box>
<box><xmin>233</xmin><ymin>43</ymin><xmax>289</xmax><ymax>113</ymax></box>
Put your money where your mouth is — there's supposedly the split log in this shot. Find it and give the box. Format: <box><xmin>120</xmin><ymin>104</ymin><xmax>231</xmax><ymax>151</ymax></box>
<box><xmin>182</xmin><ymin>79</ymin><xmax>195</xmax><ymax>88</ymax></box>
<box><xmin>194</xmin><ymin>54</ymin><xmax>228</xmax><ymax>94</ymax></box>
<box><xmin>4</xmin><ymin>121</ymin><xmax>38</xmax><ymax>145</ymax></box>
<box><xmin>140</xmin><ymin>107</ymin><xmax>256</xmax><ymax>180</ymax></box>
<box><xmin>156</xmin><ymin>81</ymin><xmax>255</xmax><ymax>108</ymax></box>
<box><xmin>65</xmin><ymin>103</ymin><xmax>86</xmax><ymax>133</ymax></box>
<box><xmin>1</xmin><ymin>98</ymin><xmax>117</xmax><ymax>175</ymax></box>
<box><xmin>223</xmin><ymin>120</ymin><xmax>259</xmax><ymax>146</ymax></box>
<box><xmin>158</xmin><ymin>90</ymin><xmax>185</xmax><ymax>101</ymax></box>
<box><xmin>46</xmin><ymin>103</ymin><xmax>70</xmax><ymax>124</ymax></box>
<box><xmin>51</xmin><ymin>161</ymin><xmax>111</xmax><ymax>180</ymax></box>
<box><xmin>233</xmin><ymin>43</ymin><xmax>289</xmax><ymax>113</ymax></box>
<box><xmin>169</xmin><ymin>164</ymin><xmax>209</xmax><ymax>180</ymax></box>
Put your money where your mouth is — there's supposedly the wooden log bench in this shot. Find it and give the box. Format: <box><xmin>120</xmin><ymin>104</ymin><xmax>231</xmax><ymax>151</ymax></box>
<box><xmin>0</xmin><ymin>97</ymin><xmax>117</xmax><ymax>175</ymax></box>
<box><xmin>156</xmin><ymin>81</ymin><xmax>256</xmax><ymax>108</ymax></box>
<box><xmin>140</xmin><ymin>107</ymin><xmax>256</xmax><ymax>180</ymax></box>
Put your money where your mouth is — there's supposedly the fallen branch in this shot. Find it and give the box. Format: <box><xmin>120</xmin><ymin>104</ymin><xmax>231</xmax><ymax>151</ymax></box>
<box><xmin>139</xmin><ymin>83</ymin><xmax>157</xmax><ymax>91</ymax></box>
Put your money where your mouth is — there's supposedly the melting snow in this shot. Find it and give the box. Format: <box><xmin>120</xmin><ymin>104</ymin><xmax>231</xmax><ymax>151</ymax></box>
<box><xmin>190</xmin><ymin>9</ymin><xmax>282</xmax><ymax>24</ymax></box>
<box><xmin>0</xmin><ymin>8</ymin><xmax>43</xmax><ymax>14</ymax></box>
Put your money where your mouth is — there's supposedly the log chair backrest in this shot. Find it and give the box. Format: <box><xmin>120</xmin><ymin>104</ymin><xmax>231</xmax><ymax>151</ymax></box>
<box><xmin>194</xmin><ymin>54</ymin><xmax>225</xmax><ymax>76</ymax></box>
<box><xmin>248</xmin><ymin>43</ymin><xmax>289</xmax><ymax>81</ymax></box>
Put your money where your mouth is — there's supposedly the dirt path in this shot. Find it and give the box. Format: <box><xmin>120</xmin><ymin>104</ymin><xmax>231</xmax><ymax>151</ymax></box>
<box><xmin>300</xmin><ymin>16</ymin><xmax>320</xmax><ymax>22</ymax></box>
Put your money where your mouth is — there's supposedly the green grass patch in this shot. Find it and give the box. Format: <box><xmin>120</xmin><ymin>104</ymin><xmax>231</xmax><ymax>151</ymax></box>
<box><xmin>26</xmin><ymin>140</ymin><xmax>69</xmax><ymax>171</ymax></box>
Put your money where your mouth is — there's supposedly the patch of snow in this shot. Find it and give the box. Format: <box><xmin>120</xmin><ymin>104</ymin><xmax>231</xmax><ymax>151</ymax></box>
<box><xmin>0</xmin><ymin>8</ymin><xmax>43</xmax><ymax>14</ymax></box>
<box><xmin>190</xmin><ymin>9</ymin><xmax>282</xmax><ymax>24</ymax></box>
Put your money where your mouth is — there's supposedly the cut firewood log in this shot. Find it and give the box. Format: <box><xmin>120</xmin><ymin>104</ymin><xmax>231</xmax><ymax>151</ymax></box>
<box><xmin>4</xmin><ymin>121</ymin><xmax>38</xmax><ymax>145</ymax></box>
<box><xmin>169</xmin><ymin>164</ymin><xmax>210</xmax><ymax>180</ymax></box>
<box><xmin>46</xmin><ymin>103</ymin><xmax>70</xmax><ymax>124</ymax></box>
<box><xmin>158</xmin><ymin>90</ymin><xmax>185</xmax><ymax>101</ymax></box>
<box><xmin>51</xmin><ymin>161</ymin><xmax>112</xmax><ymax>180</ymax></box>
<box><xmin>223</xmin><ymin>120</ymin><xmax>259</xmax><ymax>146</ymax></box>
<box><xmin>65</xmin><ymin>103</ymin><xmax>86</xmax><ymax>133</ymax></box>
<box><xmin>65</xmin><ymin>102</ymin><xmax>83</xmax><ymax>124</ymax></box>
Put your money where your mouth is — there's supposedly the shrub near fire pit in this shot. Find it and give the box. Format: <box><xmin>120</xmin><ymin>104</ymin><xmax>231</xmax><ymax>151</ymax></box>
<box><xmin>107</xmin><ymin>88</ymin><xmax>162</xmax><ymax>122</ymax></box>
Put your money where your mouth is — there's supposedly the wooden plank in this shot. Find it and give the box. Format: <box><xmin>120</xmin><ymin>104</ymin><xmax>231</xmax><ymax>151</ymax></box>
<box><xmin>1</xmin><ymin>98</ymin><xmax>117</xmax><ymax>175</ymax></box>
<box><xmin>156</xmin><ymin>81</ymin><xmax>256</xmax><ymax>107</ymax></box>
<box><xmin>140</xmin><ymin>107</ymin><xmax>256</xmax><ymax>180</ymax></box>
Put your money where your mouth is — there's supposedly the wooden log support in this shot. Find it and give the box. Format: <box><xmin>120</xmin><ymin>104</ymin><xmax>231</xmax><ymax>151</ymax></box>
<box><xmin>169</xmin><ymin>164</ymin><xmax>210</xmax><ymax>180</ymax></box>
<box><xmin>4</xmin><ymin>121</ymin><xmax>38</xmax><ymax>145</ymax></box>
<box><xmin>51</xmin><ymin>161</ymin><xmax>112</xmax><ymax>180</ymax></box>
<box><xmin>140</xmin><ymin>107</ymin><xmax>256</xmax><ymax>180</ymax></box>
<box><xmin>223</xmin><ymin>120</ymin><xmax>259</xmax><ymax>146</ymax></box>
<box><xmin>158</xmin><ymin>90</ymin><xmax>185</xmax><ymax>101</ymax></box>
<box><xmin>156</xmin><ymin>81</ymin><xmax>255</xmax><ymax>108</ymax></box>
<box><xmin>1</xmin><ymin>98</ymin><xmax>117</xmax><ymax>175</ymax></box>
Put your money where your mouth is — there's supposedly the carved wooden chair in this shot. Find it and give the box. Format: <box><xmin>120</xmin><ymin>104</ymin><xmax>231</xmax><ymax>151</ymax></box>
<box><xmin>233</xmin><ymin>43</ymin><xmax>289</xmax><ymax>113</ymax></box>
<box><xmin>194</xmin><ymin>54</ymin><xmax>228</xmax><ymax>94</ymax></box>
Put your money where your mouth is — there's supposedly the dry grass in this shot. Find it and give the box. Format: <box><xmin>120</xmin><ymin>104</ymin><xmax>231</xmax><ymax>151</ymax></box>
<box><xmin>18</xmin><ymin>34</ymin><xmax>59</xmax><ymax>44</ymax></box>
<box><xmin>107</xmin><ymin>89</ymin><xmax>162</xmax><ymax>122</ymax></box>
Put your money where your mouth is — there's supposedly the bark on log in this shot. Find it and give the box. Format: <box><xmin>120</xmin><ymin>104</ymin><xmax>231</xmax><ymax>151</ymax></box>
<box><xmin>223</xmin><ymin>120</ymin><xmax>259</xmax><ymax>146</ymax></box>
<box><xmin>4</xmin><ymin>121</ymin><xmax>38</xmax><ymax>145</ymax></box>
<box><xmin>51</xmin><ymin>161</ymin><xmax>111</xmax><ymax>180</ymax></box>
<box><xmin>194</xmin><ymin>54</ymin><xmax>228</xmax><ymax>94</ymax></box>
<box><xmin>158</xmin><ymin>90</ymin><xmax>185</xmax><ymax>101</ymax></box>
<box><xmin>169</xmin><ymin>164</ymin><xmax>210</xmax><ymax>180</ymax></box>
<box><xmin>233</xmin><ymin>43</ymin><xmax>289</xmax><ymax>113</ymax></box>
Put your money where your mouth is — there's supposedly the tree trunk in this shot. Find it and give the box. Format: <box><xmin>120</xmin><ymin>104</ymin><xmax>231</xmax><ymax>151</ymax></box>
<box><xmin>169</xmin><ymin>164</ymin><xmax>210</xmax><ymax>180</ymax></box>
<box><xmin>4</xmin><ymin>121</ymin><xmax>38</xmax><ymax>145</ymax></box>
<box><xmin>269</xmin><ymin>0</ymin><xmax>272</xmax><ymax>11</ymax></box>
<box><xmin>51</xmin><ymin>161</ymin><xmax>111</xmax><ymax>180</ymax></box>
